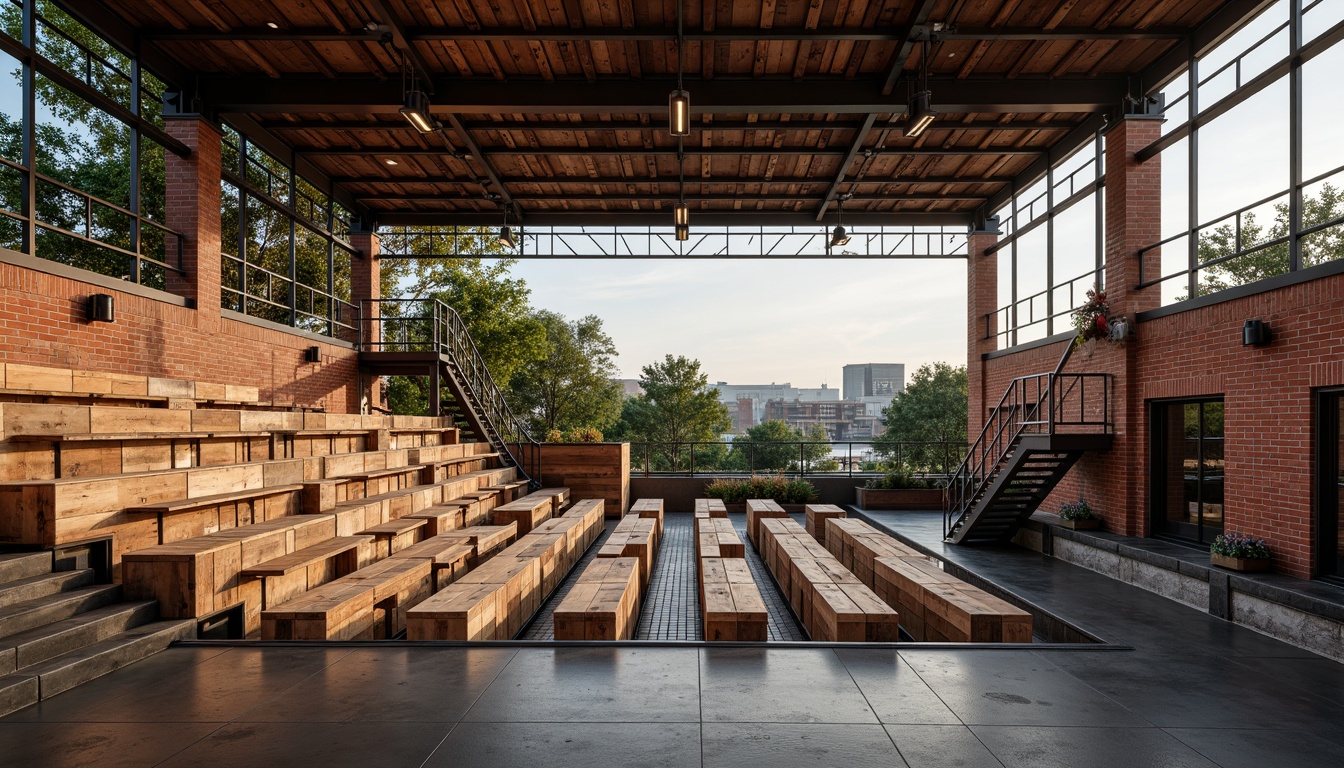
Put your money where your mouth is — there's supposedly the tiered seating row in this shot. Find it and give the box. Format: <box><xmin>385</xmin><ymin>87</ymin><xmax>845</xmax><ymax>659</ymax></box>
<box><xmin>694</xmin><ymin>498</ymin><xmax>728</xmax><ymax>518</ymax></box>
<box><xmin>745</xmin><ymin>498</ymin><xmax>789</xmax><ymax>549</ymax></box>
<box><xmin>490</xmin><ymin>487</ymin><xmax>571</xmax><ymax>537</ymax></box>
<box><xmin>758</xmin><ymin>518</ymin><xmax>899</xmax><ymax>642</ymax></box>
<box><xmin>552</xmin><ymin>557</ymin><xmax>641</xmax><ymax>640</ymax></box>
<box><xmin>826</xmin><ymin>518</ymin><xmax>1032</xmax><ymax>643</ymax></box>
<box><xmin>804</xmin><ymin>504</ymin><xmax>847</xmax><ymax>547</ymax></box>
<box><xmin>597</xmin><ymin>511</ymin><xmax>660</xmax><ymax>594</ymax></box>
<box><xmin>406</xmin><ymin>496</ymin><xmax>605</xmax><ymax>641</ymax></box>
<box><xmin>0</xmin><ymin>364</ymin><xmax>259</xmax><ymax>403</ymax></box>
<box><xmin>692</xmin><ymin>511</ymin><xmax>765</xmax><ymax>642</ymax></box>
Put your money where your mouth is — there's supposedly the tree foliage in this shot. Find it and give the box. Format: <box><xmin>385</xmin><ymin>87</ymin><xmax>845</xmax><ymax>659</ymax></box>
<box><xmin>874</xmin><ymin>362</ymin><xmax>967</xmax><ymax>474</ymax></box>
<box><xmin>614</xmin><ymin>355</ymin><xmax>730</xmax><ymax>471</ymax></box>
<box><xmin>727</xmin><ymin>420</ymin><xmax>832</xmax><ymax>472</ymax></box>
<box><xmin>509</xmin><ymin>310</ymin><xmax>623</xmax><ymax>436</ymax></box>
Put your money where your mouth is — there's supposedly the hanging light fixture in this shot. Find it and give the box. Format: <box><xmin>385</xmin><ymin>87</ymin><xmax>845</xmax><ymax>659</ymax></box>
<box><xmin>669</xmin><ymin>2</ymin><xmax>690</xmax><ymax>136</ymax></box>
<box><xmin>674</xmin><ymin>202</ymin><xmax>689</xmax><ymax>227</ymax></box>
<box><xmin>674</xmin><ymin>141</ymin><xmax>690</xmax><ymax>240</ymax></box>
<box><xmin>400</xmin><ymin>90</ymin><xmax>438</xmax><ymax>133</ymax></box>
<box><xmin>904</xmin><ymin>39</ymin><xmax>937</xmax><ymax>138</ymax></box>
<box><xmin>828</xmin><ymin>193</ymin><xmax>852</xmax><ymax>250</ymax></box>
<box><xmin>498</xmin><ymin>204</ymin><xmax>519</xmax><ymax>250</ymax></box>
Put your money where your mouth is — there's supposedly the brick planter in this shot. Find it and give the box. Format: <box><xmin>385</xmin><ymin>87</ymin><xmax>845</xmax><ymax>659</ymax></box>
<box><xmin>1211</xmin><ymin>552</ymin><xmax>1272</xmax><ymax>572</ymax></box>
<box><xmin>855</xmin><ymin>487</ymin><xmax>943</xmax><ymax>511</ymax></box>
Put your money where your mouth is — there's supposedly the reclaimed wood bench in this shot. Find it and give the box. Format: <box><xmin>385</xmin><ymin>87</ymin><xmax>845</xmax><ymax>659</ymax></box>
<box><xmin>418</xmin><ymin>453</ymin><xmax>500</xmax><ymax>483</ymax></box>
<box><xmin>389</xmin><ymin>535</ymin><xmax>476</xmax><ymax>590</ymax></box>
<box><xmin>240</xmin><ymin>535</ymin><xmax>374</xmax><ymax>609</ymax></box>
<box><xmin>804</xmin><ymin>504</ymin><xmax>847</xmax><ymax>548</ymax></box>
<box><xmin>597</xmin><ymin>515</ymin><xmax>659</xmax><ymax>592</ymax></box>
<box><xmin>490</xmin><ymin>491</ymin><xmax>558</xmax><ymax>536</ymax></box>
<box><xmin>357</xmin><ymin>517</ymin><xmax>429</xmax><ymax>557</ymax></box>
<box><xmin>404</xmin><ymin>503</ymin><xmax>468</xmax><ymax>536</ymax></box>
<box><xmin>481</xmin><ymin>479</ymin><xmax>527</xmax><ymax>505</ymax></box>
<box><xmin>824</xmin><ymin>518</ymin><xmax>929</xmax><ymax>590</ymax></box>
<box><xmin>126</xmin><ymin>484</ymin><xmax>304</xmax><ymax>545</ymax></box>
<box><xmin>757</xmin><ymin>517</ymin><xmax>899</xmax><ymax>642</ymax></box>
<box><xmin>873</xmin><ymin>556</ymin><xmax>1033</xmax><ymax>642</ymax></box>
<box><xmin>694</xmin><ymin>498</ymin><xmax>728</xmax><ymax>518</ymax></box>
<box><xmin>552</xmin><ymin>557</ymin><xmax>642</xmax><ymax>640</ymax></box>
<box><xmin>699</xmin><ymin>557</ymin><xmax>768</xmax><ymax>641</ymax></box>
<box><xmin>629</xmin><ymin>498</ymin><xmax>664</xmax><ymax>536</ymax></box>
<box><xmin>696</xmin><ymin>517</ymin><xmax>745</xmax><ymax>559</ymax></box>
<box><xmin>745</xmin><ymin>499</ymin><xmax>790</xmax><ymax>548</ymax></box>
<box><xmin>260</xmin><ymin>557</ymin><xmax>435</xmax><ymax>640</ymax></box>
<box><xmin>560</xmin><ymin>499</ymin><xmax>605</xmax><ymax>549</ymax></box>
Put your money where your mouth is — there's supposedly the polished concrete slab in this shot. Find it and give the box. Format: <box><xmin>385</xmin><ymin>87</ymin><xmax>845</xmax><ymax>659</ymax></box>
<box><xmin>3</xmin><ymin>510</ymin><xmax>1342</xmax><ymax>766</ymax></box>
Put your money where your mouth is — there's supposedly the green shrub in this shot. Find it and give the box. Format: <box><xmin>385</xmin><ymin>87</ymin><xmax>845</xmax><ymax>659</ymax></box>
<box><xmin>864</xmin><ymin>467</ymin><xmax>937</xmax><ymax>490</ymax></box>
<box><xmin>564</xmin><ymin>426</ymin><xmax>604</xmax><ymax>443</ymax></box>
<box><xmin>703</xmin><ymin>475</ymin><xmax>819</xmax><ymax>504</ymax></box>
<box><xmin>1211</xmin><ymin>532</ymin><xmax>1270</xmax><ymax>559</ymax></box>
<box><xmin>1058</xmin><ymin>499</ymin><xmax>1098</xmax><ymax>521</ymax></box>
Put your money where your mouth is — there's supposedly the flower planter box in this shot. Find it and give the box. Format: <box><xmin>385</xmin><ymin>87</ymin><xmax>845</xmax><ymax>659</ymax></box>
<box><xmin>1056</xmin><ymin>517</ymin><xmax>1101</xmax><ymax>530</ymax></box>
<box><xmin>720</xmin><ymin>502</ymin><xmax>807</xmax><ymax>514</ymax></box>
<box><xmin>855</xmin><ymin>487</ymin><xmax>943</xmax><ymax>511</ymax></box>
<box><xmin>1211</xmin><ymin>552</ymin><xmax>1271</xmax><ymax>572</ymax></box>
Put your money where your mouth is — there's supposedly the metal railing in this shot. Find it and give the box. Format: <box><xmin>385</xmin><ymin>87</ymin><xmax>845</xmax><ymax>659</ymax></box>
<box><xmin>359</xmin><ymin>298</ymin><xmax>541</xmax><ymax>482</ymax></box>
<box><xmin>943</xmin><ymin>344</ymin><xmax>1113</xmax><ymax>538</ymax></box>
<box><xmin>627</xmin><ymin>440</ymin><xmax>968</xmax><ymax>478</ymax></box>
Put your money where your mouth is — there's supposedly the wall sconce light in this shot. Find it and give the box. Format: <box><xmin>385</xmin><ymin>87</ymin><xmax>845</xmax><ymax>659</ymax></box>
<box><xmin>304</xmin><ymin>346</ymin><xmax>322</xmax><ymax>363</ymax></box>
<box><xmin>87</xmin><ymin>293</ymin><xmax>114</xmax><ymax>323</ymax></box>
<box><xmin>1242</xmin><ymin>319</ymin><xmax>1271</xmax><ymax>346</ymax></box>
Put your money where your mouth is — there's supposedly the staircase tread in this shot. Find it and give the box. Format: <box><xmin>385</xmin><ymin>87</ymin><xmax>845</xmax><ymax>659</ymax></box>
<box><xmin>14</xmin><ymin>618</ymin><xmax>193</xmax><ymax>678</ymax></box>
<box><xmin>0</xmin><ymin>584</ymin><xmax>122</xmax><ymax>630</ymax></box>
<box><xmin>0</xmin><ymin>601</ymin><xmax>159</xmax><ymax>654</ymax></box>
<box><xmin>0</xmin><ymin>570</ymin><xmax>95</xmax><ymax>608</ymax></box>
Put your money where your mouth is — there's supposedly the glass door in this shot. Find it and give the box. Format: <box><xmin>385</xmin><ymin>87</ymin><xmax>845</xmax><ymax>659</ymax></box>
<box><xmin>1318</xmin><ymin>391</ymin><xmax>1344</xmax><ymax>578</ymax></box>
<box><xmin>1151</xmin><ymin>399</ymin><xmax>1225</xmax><ymax>544</ymax></box>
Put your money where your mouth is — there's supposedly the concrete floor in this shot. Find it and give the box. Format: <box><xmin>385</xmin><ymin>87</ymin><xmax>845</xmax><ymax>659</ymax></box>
<box><xmin>3</xmin><ymin>509</ymin><xmax>1342</xmax><ymax>767</ymax></box>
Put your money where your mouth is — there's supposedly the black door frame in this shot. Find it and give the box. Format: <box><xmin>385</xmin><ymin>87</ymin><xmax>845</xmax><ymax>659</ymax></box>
<box><xmin>1149</xmin><ymin>397</ymin><xmax>1225</xmax><ymax>545</ymax></box>
<box><xmin>1314</xmin><ymin>388</ymin><xmax>1344</xmax><ymax>579</ymax></box>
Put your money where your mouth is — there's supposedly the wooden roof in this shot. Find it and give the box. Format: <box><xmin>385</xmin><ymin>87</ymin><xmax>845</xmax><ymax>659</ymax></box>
<box><xmin>87</xmin><ymin>0</ymin><xmax>1252</xmax><ymax>226</ymax></box>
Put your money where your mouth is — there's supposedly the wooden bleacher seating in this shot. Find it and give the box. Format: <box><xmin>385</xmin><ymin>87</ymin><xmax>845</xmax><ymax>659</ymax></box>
<box><xmin>699</xmin><ymin>557</ymin><xmax>768</xmax><ymax>641</ymax></box>
<box><xmin>694</xmin><ymin>498</ymin><xmax>728</xmax><ymax>518</ymax></box>
<box><xmin>825</xmin><ymin>518</ymin><xmax>1033</xmax><ymax>642</ymax></box>
<box><xmin>0</xmin><ymin>364</ymin><xmax>260</xmax><ymax>404</ymax></box>
<box><xmin>745</xmin><ymin>498</ymin><xmax>790</xmax><ymax>548</ymax></box>
<box><xmin>260</xmin><ymin>557</ymin><xmax>435</xmax><ymax>640</ymax></box>
<box><xmin>126</xmin><ymin>484</ymin><xmax>304</xmax><ymax>545</ymax></box>
<box><xmin>490</xmin><ymin>490</ymin><xmax>558</xmax><ymax>537</ymax></box>
<box><xmin>358</xmin><ymin>517</ymin><xmax>429</xmax><ymax>557</ymax></box>
<box><xmin>552</xmin><ymin>557</ymin><xmax>642</xmax><ymax>640</ymax></box>
<box><xmin>695</xmin><ymin>517</ymin><xmax>745</xmax><ymax>559</ymax></box>
<box><xmin>629</xmin><ymin>498</ymin><xmax>664</xmax><ymax>536</ymax></box>
<box><xmin>804</xmin><ymin>504</ymin><xmax>847</xmax><ymax>547</ymax></box>
<box><xmin>405</xmin><ymin>497</ymin><xmax>605</xmax><ymax>641</ymax></box>
<box><xmin>597</xmin><ymin>513</ymin><xmax>660</xmax><ymax>594</ymax></box>
<box><xmin>239</xmin><ymin>535</ymin><xmax>374</xmax><ymax>610</ymax></box>
<box><xmin>390</xmin><ymin>536</ymin><xmax>474</xmax><ymax>589</ymax></box>
<box><xmin>757</xmin><ymin>517</ymin><xmax>899</xmax><ymax>642</ymax></box>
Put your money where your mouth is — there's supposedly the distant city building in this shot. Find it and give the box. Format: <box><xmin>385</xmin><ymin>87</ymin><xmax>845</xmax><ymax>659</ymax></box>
<box><xmin>842</xmin><ymin>363</ymin><xmax>906</xmax><ymax>429</ymax></box>
<box><xmin>617</xmin><ymin>379</ymin><xmax>644</xmax><ymax>397</ymax></box>
<box><xmin>713</xmin><ymin>382</ymin><xmax>799</xmax><ymax>432</ymax></box>
<box><xmin>764</xmin><ymin>399</ymin><xmax>868</xmax><ymax>441</ymax></box>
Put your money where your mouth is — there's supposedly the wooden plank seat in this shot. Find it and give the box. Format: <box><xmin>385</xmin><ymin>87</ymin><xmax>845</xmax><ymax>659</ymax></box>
<box><xmin>240</xmin><ymin>535</ymin><xmax>374</xmax><ymax>610</ymax></box>
<box><xmin>629</xmin><ymin>498</ymin><xmax>664</xmax><ymax>536</ymax></box>
<box><xmin>873</xmin><ymin>556</ymin><xmax>1033</xmax><ymax>643</ymax></box>
<box><xmin>699</xmin><ymin>557</ymin><xmax>768</xmax><ymax>641</ymax></box>
<box><xmin>389</xmin><ymin>535</ymin><xmax>475</xmax><ymax>589</ymax></box>
<box><xmin>805</xmin><ymin>504</ymin><xmax>847</xmax><ymax>548</ymax></box>
<box><xmin>695</xmin><ymin>498</ymin><xmax>728</xmax><ymax>518</ymax></box>
<box><xmin>122</xmin><ymin>513</ymin><xmax>339</xmax><ymax>635</ymax></box>
<box><xmin>561</xmin><ymin>499</ymin><xmax>606</xmax><ymax>550</ymax></box>
<box><xmin>824</xmin><ymin>518</ymin><xmax>928</xmax><ymax>590</ymax></box>
<box><xmin>357</xmin><ymin>517</ymin><xmax>429</xmax><ymax>557</ymax></box>
<box><xmin>597</xmin><ymin>515</ymin><xmax>660</xmax><ymax>593</ymax></box>
<box><xmin>552</xmin><ymin>557</ymin><xmax>642</xmax><ymax>640</ymax></box>
<box><xmin>534</xmin><ymin>487</ymin><xmax>572</xmax><ymax>512</ymax></box>
<box><xmin>745</xmin><ymin>499</ymin><xmax>790</xmax><ymax>548</ymax></box>
<box><xmin>260</xmin><ymin>557</ymin><xmax>435</xmax><ymax>640</ymax></box>
<box><xmin>491</xmin><ymin>488</ymin><xmax>569</xmax><ymax>536</ymax></box>
<box><xmin>757</xmin><ymin>517</ymin><xmax>899</xmax><ymax>642</ymax></box>
<box><xmin>480</xmin><ymin>479</ymin><xmax>527</xmax><ymax>505</ymax></box>
<box><xmin>125</xmin><ymin>484</ymin><xmax>304</xmax><ymax>545</ymax></box>
<box><xmin>696</xmin><ymin>517</ymin><xmax>745</xmax><ymax>560</ymax></box>
<box><xmin>303</xmin><ymin>466</ymin><xmax>515</xmax><ymax>514</ymax></box>
<box><xmin>403</xmin><ymin>504</ymin><xmax>466</xmax><ymax>536</ymax></box>
<box><xmin>417</xmin><ymin>453</ymin><xmax>500</xmax><ymax>483</ymax></box>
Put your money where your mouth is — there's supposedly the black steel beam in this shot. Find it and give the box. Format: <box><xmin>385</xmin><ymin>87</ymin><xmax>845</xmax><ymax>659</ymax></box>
<box><xmin>884</xmin><ymin>0</ymin><xmax>939</xmax><ymax>95</ymax></box>
<box><xmin>366</xmin><ymin>0</ymin><xmax>436</xmax><ymax>94</ymax></box>
<box><xmin>816</xmin><ymin>113</ymin><xmax>879</xmax><ymax>222</ymax></box>
<box><xmin>355</xmin><ymin>192</ymin><xmax>988</xmax><ymax>203</ymax></box>
<box><xmin>1141</xmin><ymin>0</ymin><xmax>1273</xmax><ymax>94</ymax></box>
<box><xmin>299</xmin><ymin>145</ymin><xmax>1045</xmax><ymax>158</ymax></box>
<box><xmin>441</xmin><ymin>113</ymin><xmax>515</xmax><ymax>211</ymax></box>
<box><xmin>258</xmin><ymin>118</ymin><xmax>1082</xmax><ymax>132</ymax></box>
<box><xmin>983</xmin><ymin>113</ymin><xmax>1108</xmax><ymax>215</ymax></box>
<box><xmin>331</xmin><ymin>174</ymin><xmax>1012</xmax><ymax>185</ymax></box>
<box><xmin>202</xmin><ymin>76</ymin><xmax>1126</xmax><ymax>115</ymax></box>
<box><xmin>376</xmin><ymin>210</ymin><xmax>975</xmax><ymax>227</ymax></box>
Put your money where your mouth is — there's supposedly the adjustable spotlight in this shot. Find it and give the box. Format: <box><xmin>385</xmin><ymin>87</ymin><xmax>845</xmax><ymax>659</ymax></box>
<box><xmin>399</xmin><ymin>90</ymin><xmax>438</xmax><ymax>133</ymax></box>
<box><xmin>669</xmin><ymin>89</ymin><xmax>690</xmax><ymax>137</ymax></box>
<box><xmin>904</xmin><ymin>89</ymin><xmax>937</xmax><ymax>138</ymax></box>
<box><xmin>498</xmin><ymin>225</ymin><xmax>519</xmax><ymax>250</ymax></box>
<box><xmin>829</xmin><ymin>224</ymin><xmax>850</xmax><ymax>248</ymax></box>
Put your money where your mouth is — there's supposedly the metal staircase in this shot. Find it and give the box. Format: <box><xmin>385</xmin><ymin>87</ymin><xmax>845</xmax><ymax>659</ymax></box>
<box><xmin>944</xmin><ymin>345</ymin><xmax>1113</xmax><ymax>544</ymax></box>
<box><xmin>357</xmin><ymin>299</ymin><xmax>541</xmax><ymax>489</ymax></box>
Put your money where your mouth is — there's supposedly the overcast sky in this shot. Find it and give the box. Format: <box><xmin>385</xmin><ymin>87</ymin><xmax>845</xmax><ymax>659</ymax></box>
<box><xmin>509</xmin><ymin>257</ymin><xmax>967</xmax><ymax>386</ymax></box>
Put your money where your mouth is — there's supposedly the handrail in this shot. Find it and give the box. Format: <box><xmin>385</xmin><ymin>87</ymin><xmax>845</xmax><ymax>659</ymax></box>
<box><xmin>943</xmin><ymin>338</ymin><xmax>1110</xmax><ymax>539</ymax></box>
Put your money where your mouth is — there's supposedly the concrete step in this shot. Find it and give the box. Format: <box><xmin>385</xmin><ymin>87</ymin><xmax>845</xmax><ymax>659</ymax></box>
<box><xmin>0</xmin><ymin>618</ymin><xmax>195</xmax><ymax>717</ymax></box>
<box><xmin>0</xmin><ymin>584</ymin><xmax>121</xmax><ymax>640</ymax></box>
<box><xmin>0</xmin><ymin>569</ymin><xmax>95</xmax><ymax>610</ymax></box>
<box><xmin>1</xmin><ymin>601</ymin><xmax>159</xmax><ymax>674</ymax></box>
<box><xmin>0</xmin><ymin>552</ymin><xmax>51</xmax><ymax>583</ymax></box>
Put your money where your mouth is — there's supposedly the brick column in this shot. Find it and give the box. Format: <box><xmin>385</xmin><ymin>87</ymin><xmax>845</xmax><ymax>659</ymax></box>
<box><xmin>164</xmin><ymin>117</ymin><xmax>222</xmax><ymax>320</ymax></box>
<box><xmin>348</xmin><ymin>230</ymin><xmax>382</xmax><ymax>411</ymax></box>
<box><xmin>966</xmin><ymin>229</ymin><xmax>1000</xmax><ymax>440</ymax></box>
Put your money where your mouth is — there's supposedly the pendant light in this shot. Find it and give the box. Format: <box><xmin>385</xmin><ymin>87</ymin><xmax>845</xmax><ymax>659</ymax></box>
<box><xmin>904</xmin><ymin>39</ymin><xmax>937</xmax><ymax>139</ymax></box>
<box><xmin>828</xmin><ymin>194</ymin><xmax>852</xmax><ymax>251</ymax></box>
<box><xmin>497</xmin><ymin>204</ymin><xmax>519</xmax><ymax>250</ymax></box>
<box><xmin>674</xmin><ymin>141</ymin><xmax>689</xmax><ymax>240</ymax></box>
<box><xmin>669</xmin><ymin>2</ymin><xmax>690</xmax><ymax>136</ymax></box>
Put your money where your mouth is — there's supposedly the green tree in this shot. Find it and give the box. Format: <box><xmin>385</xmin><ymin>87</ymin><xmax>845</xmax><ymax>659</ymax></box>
<box><xmin>508</xmin><ymin>310</ymin><xmax>623</xmax><ymax>436</ymax></box>
<box><xmin>728</xmin><ymin>420</ymin><xmax>831</xmax><ymax>472</ymax></box>
<box><xmin>874</xmin><ymin>362</ymin><xmax>967</xmax><ymax>474</ymax></box>
<box><xmin>615</xmin><ymin>355</ymin><xmax>730</xmax><ymax>472</ymax></box>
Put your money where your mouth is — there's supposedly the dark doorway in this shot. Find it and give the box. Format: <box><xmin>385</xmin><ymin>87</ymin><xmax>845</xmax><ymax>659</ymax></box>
<box><xmin>1317</xmin><ymin>390</ymin><xmax>1344</xmax><ymax>579</ymax></box>
<box><xmin>1151</xmin><ymin>399</ymin><xmax>1225</xmax><ymax>545</ymax></box>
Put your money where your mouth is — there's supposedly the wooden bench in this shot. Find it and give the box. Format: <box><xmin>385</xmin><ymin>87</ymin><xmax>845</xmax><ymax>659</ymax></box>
<box><xmin>804</xmin><ymin>504</ymin><xmax>847</xmax><ymax>548</ymax></box>
<box><xmin>699</xmin><ymin>557</ymin><xmax>768</xmax><ymax>641</ymax></box>
<box><xmin>597</xmin><ymin>515</ymin><xmax>659</xmax><ymax>592</ymax></box>
<box><xmin>357</xmin><ymin>517</ymin><xmax>429</xmax><ymax>557</ymax></box>
<box><xmin>261</xmin><ymin>557</ymin><xmax>435</xmax><ymax>640</ymax></box>
<box><xmin>873</xmin><ymin>556</ymin><xmax>1033</xmax><ymax>643</ymax></box>
<box><xmin>126</xmin><ymin>484</ymin><xmax>304</xmax><ymax>545</ymax></box>
<box><xmin>824</xmin><ymin>518</ymin><xmax>929</xmax><ymax>590</ymax></box>
<box><xmin>122</xmin><ymin>513</ymin><xmax>339</xmax><ymax>634</ymax></box>
<box><xmin>418</xmin><ymin>453</ymin><xmax>499</xmax><ymax>483</ymax></box>
<box><xmin>745</xmin><ymin>499</ymin><xmax>790</xmax><ymax>548</ymax></box>
<box><xmin>240</xmin><ymin>535</ymin><xmax>374</xmax><ymax>610</ymax></box>
<box><xmin>490</xmin><ymin>491</ymin><xmax>557</xmax><ymax>536</ymax></box>
<box><xmin>552</xmin><ymin>557</ymin><xmax>642</xmax><ymax>640</ymax></box>
<box><xmin>696</xmin><ymin>517</ymin><xmax>745</xmax><ymax>559</ymax></box>
<box><xmin>561</xmin><ymin>499</ymin><xmax>605</xmax><ymax>549</ymax></box>
<box><xmin>481</xmin><ymin>479</ymin><xmax>526</xmax><ymax>505</ymax></box>
<box><xmin>629</xmin><ymin>498</ymin><xmax>664</xmax><ymax>536</ymax></box>
<box><xmin>404</xmin><ymin>502</ymin><xmax>471</xmax><ymax>535</ymax></box>
<box><xmin>757</xmin><ymin>517</ymin><xmax>899</xmax><ymax>642</ymax></box>
<box><xmin>694</xmin><ymin>498</ymin><xmax>728</xmax><ymax>518</ymax></box>
<box><xmin>389</xmin><ymin>534</ymin><xmax>476</xmax><ymax>589</ymax></box>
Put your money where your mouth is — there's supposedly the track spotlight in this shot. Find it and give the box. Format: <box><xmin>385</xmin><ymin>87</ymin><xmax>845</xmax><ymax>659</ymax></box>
<box><xmin>399</xmin><ymin>90</ymin><xmax>438</xmax><ymax>133</ymax></box>
<box><xmin>904</xmin><ymin>40</ymin><xmax>937</xmax><ymax>138</ymax></box>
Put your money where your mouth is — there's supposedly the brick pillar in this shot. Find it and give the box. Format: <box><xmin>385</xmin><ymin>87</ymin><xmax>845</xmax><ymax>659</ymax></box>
<box><xmin>349</xmin><ymin>230</ymin><xmax>382</xmax><ymax>412</ymax></box>
<box><xmin>966</xmin><ymin>229</ymin><xmax>1000</xmax><ymax>440</ymax></box>
<box><xmin>164</xmin><ymin>117</ymin><xmax>222</xmax><ymax>320</ymax></box>
<box><xmin>1099</xmin><ymin>115</ymin><xmax>1164</xmax><ymax>535</ymax></box>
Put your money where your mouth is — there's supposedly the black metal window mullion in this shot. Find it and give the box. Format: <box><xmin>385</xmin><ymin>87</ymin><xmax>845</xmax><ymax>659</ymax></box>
<box><xmin>1288</xmin><ymin>0</ymin><xmax>1303</xmax><ymax>271</ymax></box>
<box><xmin>128</xmin><ymin>57</ymin><xmax>141</xmax><ymax>283</ymax></box>
<box><xmin>20</xmin><ymin>0</ymin><xmax>35</xmax><ymax>255</ymax></box>
<box><xmin>1187</xmin><ymin>53</ymin><xmax>1199</xmax><ymax>301</ymax></box>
